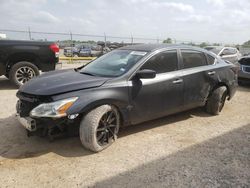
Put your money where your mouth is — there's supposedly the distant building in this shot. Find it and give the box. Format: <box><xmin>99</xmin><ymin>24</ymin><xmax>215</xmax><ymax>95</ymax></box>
<box><xmin>0</xmin><ymin>33</ymin><xmax>7</xmax><ymax>39</ymax></box>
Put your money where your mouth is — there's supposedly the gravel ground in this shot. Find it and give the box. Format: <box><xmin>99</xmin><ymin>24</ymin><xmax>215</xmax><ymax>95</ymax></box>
<box><xmin>0</xmin><ymin>63</ymin><xmax>249</xmax><ymax>188</ymax></box>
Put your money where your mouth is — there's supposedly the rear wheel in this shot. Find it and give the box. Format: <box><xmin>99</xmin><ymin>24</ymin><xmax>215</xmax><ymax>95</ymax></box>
<box><xmin>205</xmin><ymin>86</ymin><xmax>227</xmax><ymax>115</ymax></box>
<box><xmin>9</xmin><ymin>61</ymin><xmax>40</xmax><ymax>87</ymax></box>
<box><xmin>79</xmin><ymin>105</ymin><xmax>120</xmax><ymax>152</ymax></box>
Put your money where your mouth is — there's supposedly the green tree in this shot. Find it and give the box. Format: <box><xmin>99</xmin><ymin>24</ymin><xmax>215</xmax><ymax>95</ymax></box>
<box><xmin>199</xmin><ymin>42</ymin><xmax>209</xmax><ymax>48</ymax></box>
<box><xmin>243</xmin><ymin>40</ymin><xmax>250</xmax><ymax>46</ymax></box>
<box><xmin>163</xmin><ymin>38</ymin><xmax>172</xmax><ymax>44</ymax></box>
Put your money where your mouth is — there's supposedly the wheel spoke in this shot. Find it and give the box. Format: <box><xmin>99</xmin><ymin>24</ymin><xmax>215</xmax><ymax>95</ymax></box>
<box><xmin>106</xmin><ymin>111</ymin><xmax>114</xmax><ymax>123</ymax></box>
<box><xmin>108</xmin><ymin>117</ymin><xmax>116</xmax><ymax>124</ymax></box>
<box><xmin>106</xmin><ymin>131</ymin><xmax>109</xmax><ymax>143</ymax></box>
<box><xmin>101</xmin><ymin>132</ymin><xmax>107</xmax><ymax>143</ymax></box>
<box><xmin>109</xmin><ymin>124</ymin><xmax>116</xmax><ymax>128</ymax></box>
<box><xmin>107</xmin><ymin>127</ymin><xmax>114</xmax><ymax>137</ymax></box>
<box><xmin>97</xmin><ymin>132</ymin><xmax>105</xmax><ymax>141</ymax></box>
<box><xmin>97</xmin><ymin>127</ymin><xmax>105</xmax><ymax>132</ymax></box>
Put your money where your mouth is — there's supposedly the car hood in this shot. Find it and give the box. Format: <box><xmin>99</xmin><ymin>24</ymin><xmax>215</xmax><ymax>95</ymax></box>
<box><xmin>19</xmin><ymin>69</ymin><xmax>110</xmax><ymax>96</ymax></box>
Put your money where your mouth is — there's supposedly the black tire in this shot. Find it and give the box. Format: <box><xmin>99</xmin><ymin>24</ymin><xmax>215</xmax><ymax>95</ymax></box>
<box><xmin>205</xmin><ymin>86</ymin><xmax>228</xmax><ymax>115</ymax></box>
<box><xmin>79</xmin><ymin>105</ymin><xmax>120</xmax><ymax>152</ymax></box>
<box><xmin>4</xmin><ymin>73</ymin><xmax>9</xmax><ymax>79</ymax></box>
<box><xmin>9</xmin><ymin>61</ymin><xmax>40</xmax><ymax>87</ymax></box>
<box><xmin>73</xmin><ymin>53</ymin><xmax>79</xmax><ymax>57</ymax></box>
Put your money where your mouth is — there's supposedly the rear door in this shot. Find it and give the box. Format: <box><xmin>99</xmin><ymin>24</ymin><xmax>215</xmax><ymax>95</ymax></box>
<box><xmin>180</xmin><ymin>49</ymin><xmax>212</xmax><ymax>109</ymax></box>
<box><xmin>129</xmin><ymin>50</ymin><xmax>184</xmax><ymax>124</ymax></box>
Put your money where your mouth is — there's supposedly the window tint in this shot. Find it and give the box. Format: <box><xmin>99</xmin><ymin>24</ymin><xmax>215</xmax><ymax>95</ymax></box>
<box><xmin>141</xmin><ymin>50</ymin><xmax>178</xmax><ymax>74</ymax></box>
<box><xmin>207</xmin><ymin>55</ymin><xmax>216</xmax><ymax>65</ymax></box>
<box><xmin>181</xmin><ymin>50</ymin><xmax>207</xmax><ymax>69</ymax></box>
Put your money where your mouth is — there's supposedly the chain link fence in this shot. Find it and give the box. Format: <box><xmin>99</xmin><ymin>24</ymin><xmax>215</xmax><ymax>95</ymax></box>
<box><xmin>1</xmin><ymin>28</ymin><xmax>250</xmax><ymax>56</ymax></box>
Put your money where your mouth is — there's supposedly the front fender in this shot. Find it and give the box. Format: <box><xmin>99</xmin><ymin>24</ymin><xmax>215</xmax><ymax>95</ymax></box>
<box><xmin>52</xmin><ymin>84</ymin><xmax>130</xmax><ymax>125</ymax></box>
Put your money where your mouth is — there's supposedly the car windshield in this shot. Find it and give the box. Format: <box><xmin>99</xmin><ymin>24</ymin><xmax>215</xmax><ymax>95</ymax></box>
<box><xmin>205</xmin><ymin>47</ymin><xmax>223</xmax><ymax>55</ymax></box>
<box><xmin>80</xmin><ymin>49</ymin><xmax>147</xmax><ymax>77</ymax></box>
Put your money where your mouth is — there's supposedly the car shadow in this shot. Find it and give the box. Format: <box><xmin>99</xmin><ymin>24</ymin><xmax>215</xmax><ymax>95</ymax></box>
<box><xmin>119</xmin><ymin>107</ymin><xmax>210</xmax><ymax>138</ymax></box>
<box><xmin>0</xmin><ymin>76</ymin><xmax>17</xmax><ymax>90</ymax></box>
<box><xmin>93</xmin><ymin>124</ymin><xmax>250</xmax><ymax>187</ymax></box>
<box><xmin>0</xmin><ymin>108</ymin><xmax>212</xmax><ymax>160</ymax></box>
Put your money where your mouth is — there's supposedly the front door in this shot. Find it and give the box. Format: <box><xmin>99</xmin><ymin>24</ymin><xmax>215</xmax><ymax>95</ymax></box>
<box><xmin>128</xmin><ymin>50</ymin><xmax>184</xmax><ymax>124</ymax></box>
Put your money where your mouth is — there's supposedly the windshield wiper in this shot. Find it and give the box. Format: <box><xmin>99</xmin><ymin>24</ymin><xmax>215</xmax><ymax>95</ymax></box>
<box><xmin>80</xmin><ymin>71</ymin><xmax>96</xmax><ymax>76</ymax></box>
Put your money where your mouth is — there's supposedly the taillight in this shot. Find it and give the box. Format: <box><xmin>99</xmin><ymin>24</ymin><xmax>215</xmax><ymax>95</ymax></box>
<box><xmin>50</xmin><ymin>43</ymin><xmax>59</xmax><ymax>57</ymax></box>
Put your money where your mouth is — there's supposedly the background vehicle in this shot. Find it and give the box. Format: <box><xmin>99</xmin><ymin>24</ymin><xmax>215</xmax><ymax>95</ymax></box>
<box><xmin>16</xmin><ymin>44</ymin><xmax>238</xmax><ymax>152</ymax></box>
<box><xmin>64</xmin><ymin>44</ymin><xmax>106</xmax><ymax>57</ymax></box>
<box><xmin>205</xmin><ymin>46</ymin><xmax>241</xmax><ymax>63</ymax></box>
<box><xmin>238</xmin><ymin>55</ymin><xmax>250</xmax><ymax>84</ymax></box>
<box><xmin>0</xmin><ymin>40</ymin><xmax>59</xmax><ymax>86</ymax></box>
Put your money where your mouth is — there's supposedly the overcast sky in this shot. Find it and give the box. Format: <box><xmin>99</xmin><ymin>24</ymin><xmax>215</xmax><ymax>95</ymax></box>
<box><xmin>0</xmin><ymin>0</ymin><xmax>249</xmax><ymax>44</ymax></box>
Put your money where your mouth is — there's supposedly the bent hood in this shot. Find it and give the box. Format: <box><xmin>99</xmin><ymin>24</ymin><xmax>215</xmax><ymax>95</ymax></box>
<box><xmin>19</xmin><ymin>69</ymin><xmax>110</xmax><ymax>96</ymax></box>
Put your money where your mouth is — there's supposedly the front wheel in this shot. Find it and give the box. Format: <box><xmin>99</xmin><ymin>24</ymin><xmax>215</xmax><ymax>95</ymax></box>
<box><xmin>79</xmin><ymin>105</ymin><xmax>120</xmax><ymax>152</ymax></box>
<box><xmin>205</xmin><ymin>86</ymin><xmax>228</xmax><ymax>115</ymax></box>
<box><xmin>9</xmin><ymin>61</ymin><xmax>40</xmax><ymax>87</ymax></box>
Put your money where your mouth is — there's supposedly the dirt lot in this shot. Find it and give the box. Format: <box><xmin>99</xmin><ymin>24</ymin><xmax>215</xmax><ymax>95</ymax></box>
<box><xmin>0</xmin><ymin>64</ymin><xmax>249</xmax><ymax>188</ymax></box>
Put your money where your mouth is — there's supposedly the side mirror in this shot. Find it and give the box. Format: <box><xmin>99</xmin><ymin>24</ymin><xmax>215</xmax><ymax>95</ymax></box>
<box><xmin>136</xmin><ymin>69</ymin><xmax>156</xmax><ymax>79</ymax></box>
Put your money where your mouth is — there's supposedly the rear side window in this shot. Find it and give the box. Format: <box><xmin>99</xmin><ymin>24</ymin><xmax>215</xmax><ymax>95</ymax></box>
<box><xmin>222</xmin><ymin>48</ymin><xmax>237</xmax><ymax>55</ymax></box>
<box><xmin>181</xmin><ymin>50</ymin><xmax>207</xmax><ymax>69</ymax></box>
<box><xmin>141</xmin><ymin>50</ymin><xmax>178</xmax><ymax>74</ymax></box>
<box><xmin>207</xmin><ymin>55</ymin><xmax>216</xmax><ymax>65</ymax></box>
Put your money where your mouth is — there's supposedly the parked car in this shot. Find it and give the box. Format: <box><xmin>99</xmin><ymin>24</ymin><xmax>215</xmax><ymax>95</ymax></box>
<box><xmin>16</xmin><ymin>44</ymin><xmax>238</xmax><ymax>152</ymax></box>
<box><xmin>64</xmin><ymin>44</ymin><xmax>86</xmax><ymax>57</ymax></box>
<box><xmin>238</xmin><ymin>55</ymin><xmax>250</xmax><ymax>84</ymax></box>
<box><xmin>0</xmin><ymin>40</ymin><xmax>59</xmax><ymax>86</ymax></box>
<box><xmin>64</xmin><ymin>44</ymin><xmax>105</xmax><ymax>57</ymax></box>
<box><xmin>204</xmin><ymin>46</ymin><xmax>241</xmax><ymax>63</ymax></box>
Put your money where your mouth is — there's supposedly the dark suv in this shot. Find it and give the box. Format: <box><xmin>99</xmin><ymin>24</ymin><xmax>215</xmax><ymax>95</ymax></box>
<box><xmin>16</xmin><ymin>44</ymin><xmax>238</xmax><ymax>152</ymax></box>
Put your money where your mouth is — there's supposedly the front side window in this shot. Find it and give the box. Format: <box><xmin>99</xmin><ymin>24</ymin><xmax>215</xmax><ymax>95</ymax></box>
<box><xmin>140</xmin><ymin>50</ymin><xmax>178</xmax><ymax>74</ymax></box>
<box><xmin>181</xmin><ymin>50</ymin><xmax>207</xmax><ymax>69</ymax></box>
<box><xmin>80</xmin><ymin>50</ymin><xmax>147</xmax><ymax>77</ymax></box>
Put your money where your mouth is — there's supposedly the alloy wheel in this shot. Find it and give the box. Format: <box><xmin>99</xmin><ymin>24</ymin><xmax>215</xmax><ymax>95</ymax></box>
<box><xmin>15</xmin><ymin>66</ymin><xmax>36</xmax><ymax>85</ymax></box>
<box><xmin>96</xmin><ymin>110</ymin><xmax>119</xmax><ymax>146</ymax></box>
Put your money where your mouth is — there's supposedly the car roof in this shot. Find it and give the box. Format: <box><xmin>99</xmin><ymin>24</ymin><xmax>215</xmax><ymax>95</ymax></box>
<box><xmin>205</xmin><ymin>46</ymin><xmax>236</xmax><ymax>50</ymax></box>
<box><xmin>119</xmin><ymin>43</ymin><xmax>204</xmax><ymax>52</ymax></box>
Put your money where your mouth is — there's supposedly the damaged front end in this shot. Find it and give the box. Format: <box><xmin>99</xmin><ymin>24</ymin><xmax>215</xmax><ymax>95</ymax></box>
<box><xmin>16</xmin><ymin>92</ymin><xmax>81</xmax><ymax>141</ymax></box>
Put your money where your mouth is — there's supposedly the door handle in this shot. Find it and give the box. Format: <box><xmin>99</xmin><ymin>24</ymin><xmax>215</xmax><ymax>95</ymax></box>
<box><xmin>172</xmin><ymin>79</ymin><xmax>183</xmax><ymax>84</ymax></box>
<box><xmin>208</xmin><ymin>71</ymin><xmax>215</xmax><ymax>75</ymax></box>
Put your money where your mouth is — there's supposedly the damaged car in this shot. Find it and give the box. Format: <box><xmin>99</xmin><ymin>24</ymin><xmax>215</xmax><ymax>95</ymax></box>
<box><xmin>16</xmin><ymin>44</ymin><xmax>238</xmax><ymax>152</ymax></box>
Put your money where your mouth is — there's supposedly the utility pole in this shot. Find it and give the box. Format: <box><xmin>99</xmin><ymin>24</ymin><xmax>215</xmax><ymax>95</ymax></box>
<box><xmin>70</xmin><ymin>31</ymin><xmax>73</xmax><ymax>63</ymax></box>
<box><xmin>104</xmin><ymin>32</ymin><xmax>107</xmax><ymax>47</ymax></box>
<box><xmin>28</xmin><ymin>27</ymin><xmax>32</xmax><ymax>40</ymax></box>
